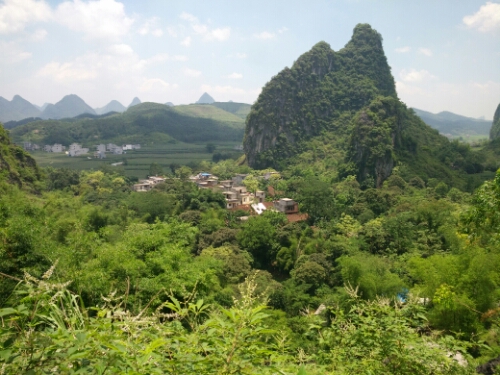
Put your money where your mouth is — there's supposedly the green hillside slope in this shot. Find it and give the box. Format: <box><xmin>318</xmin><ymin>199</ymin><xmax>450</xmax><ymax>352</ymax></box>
<box><xmin>211</xmin><ymin>102</ymin><xmax>252</xmax><ymax>119</ymax></box>
<box><xmin>172</xmin><ymin>104</ymin><xmax>245</xmax><ymax>128</ymax></box>
<box><xmin>10</xmin><ymin>102</ymin><xmax>245</xmax><ymax>146</ymax></box>
<box><xmin>0</xmin><ymin>123</ymin><xmax>41</xmax><ymax>190</ymax></box>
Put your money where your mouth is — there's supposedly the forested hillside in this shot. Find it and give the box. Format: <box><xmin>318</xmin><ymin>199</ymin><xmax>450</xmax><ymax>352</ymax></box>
<box><xmin>10</xmin><ymin>102</ymin><xmax>245</xmax><ymax>145</ymax></box>
<box><xmin>243</xmin><ymin>24</ymin><xmax>491</xmax><ymax>191</ymax></box>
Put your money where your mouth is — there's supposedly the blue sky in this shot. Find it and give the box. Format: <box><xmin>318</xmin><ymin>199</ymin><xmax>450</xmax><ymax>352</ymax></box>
<box><xmin>0</xmin><ymin>0</ymin><xmax>499</xmax><ymax>119</ymax></box>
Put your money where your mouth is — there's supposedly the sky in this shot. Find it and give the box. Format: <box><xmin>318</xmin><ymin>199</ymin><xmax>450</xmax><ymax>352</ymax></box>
<box><xmin>0</xmin><ymin>0</ymin><xmax>499</xmax><ymax>119</ymax></box>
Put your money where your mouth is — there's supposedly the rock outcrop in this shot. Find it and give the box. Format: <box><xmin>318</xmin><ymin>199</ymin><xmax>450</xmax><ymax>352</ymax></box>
<box><xmin>243</xmin><ymin>24</ymin><xmax>396</xmax><ymax>171</ymax></box>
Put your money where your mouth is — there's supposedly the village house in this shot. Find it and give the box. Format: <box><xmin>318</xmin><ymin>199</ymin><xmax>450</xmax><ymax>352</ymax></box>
<box><xmin>122</xmin><ymin>144</ymin><xmax>141</xmax><ymax>150</ymax></box>
<box><xmin>44</xmin><ymin>144</ymin><xmax>65</xmax><ymax>153</ymax></box>
<box><xmin>274</xmin><ymin>198</ymin><xmax>299</xmax><ymax>214</ymax></box>
<box><xmin>132</xmin><ymin>180</ymin><xmax>154</xmax><ymax>192</ymax></box>
<box><xmin>22</xmin><ymin>142</ymin><xmax>40</xmax><ymax>151</ymax></box>
<box><xmin>68</xmin><ymin>143</ymin><xmax>89</xmax><ymax>157</ymax></box>
<box><xmin>232</xmin><ymin>174</ymin><xmax>248</xmax><ymax>186</ymax></box>
<box><xmin>132</xmin><ymin>176</ymin><xmax>166</xmax><ymax>192</ymax></box>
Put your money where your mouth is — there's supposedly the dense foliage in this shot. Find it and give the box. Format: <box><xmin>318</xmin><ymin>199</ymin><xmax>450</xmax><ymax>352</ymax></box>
<box><xmin>3</xmin><ymin>115</ymin><xmax>500</xmax><ymax>372</ymax></box>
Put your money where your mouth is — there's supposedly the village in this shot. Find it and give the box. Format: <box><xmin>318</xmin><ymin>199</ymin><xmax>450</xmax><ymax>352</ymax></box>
<box><xmin>133</xmin><ymin>171</ymin><xmax>307</xmax><ymax>222</ymax></box>
<box><xmin>22</xmin><ymin>142</ymin><xmax>141</xmax><ymax>158</ymax></box>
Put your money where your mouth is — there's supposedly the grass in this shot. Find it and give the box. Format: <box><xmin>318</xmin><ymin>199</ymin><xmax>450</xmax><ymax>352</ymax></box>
<box><xmin>172</xmin><ymin>105</ymin><xmax>245</xmax><ymax>128</ymax></box>
<box><xmin>31</xmin><ymin>142</ymin><xmax>244</xmax><ymax>178</ymax></box>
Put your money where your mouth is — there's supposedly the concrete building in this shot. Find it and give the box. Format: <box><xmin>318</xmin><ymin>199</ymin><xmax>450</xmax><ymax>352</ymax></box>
<box><xmin>274</xmin><ymin>198</ymin><xmax>299</xmax><ymax>214</ymax></box>
<box><xmin>68</xmin><ymin>143</ymin><xmax>89</xmax><ymax>157</ymax></box>
<box><xmin>44</xmin><ymin>143</ymin><xmax>64</xmax><ymax>153</ymax></box>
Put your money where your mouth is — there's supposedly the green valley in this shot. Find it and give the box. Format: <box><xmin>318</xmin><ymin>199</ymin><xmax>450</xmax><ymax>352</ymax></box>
<box><xmin>2</xmin><ymin>22</ymin><xmax>500</xmax><ymax>375</ymax></box>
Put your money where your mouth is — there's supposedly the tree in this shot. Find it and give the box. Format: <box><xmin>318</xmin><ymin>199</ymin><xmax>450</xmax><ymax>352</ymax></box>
<box><xmin>237</xmin><ymin>216</ymin><xmax>278</xmax><ymax>268</ymax></box>
<box><xmin>296</xmin><ymin>177</ymin><xmax>336</xmax><ymax>223</ymax></box>
<box><xmin>242</xmin><ymin>174</ymin><xmax>259</xmax><ymax>194</ymax></box>
<box><xmin>206</xmin><ymin>143</ymin><xmax>216</xmax><ymax>153</ymax></box>
<box><xmin>149</xmin><ymin>162</ymin><xmax>163</xmax><ymax>177</ymax></box>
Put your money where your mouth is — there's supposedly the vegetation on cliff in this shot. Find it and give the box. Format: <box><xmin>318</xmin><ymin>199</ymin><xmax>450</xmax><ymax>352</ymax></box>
<box><xmin>490</xmin><ymin>103</ymin><xmax>500</xmax><ymax>140</ymax></box>
<box><xmin>243</xmin><ymin>24</ymin><xmax>492</xmax><ymax>190</ymax></box>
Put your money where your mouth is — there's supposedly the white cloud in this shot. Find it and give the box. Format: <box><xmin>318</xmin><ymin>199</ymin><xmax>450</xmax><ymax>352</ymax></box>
<box><xmin>278</xmin><ymin>27</ymin><xmax>288</xmax><ymax>34</ymax></box>
<box><xmin>146</xmin><ymin>53</ymin><xmax>169</xmax><ymax>64</ymax></box>
<box><xmin>56</xmin><ymin>0</ymin><xmax>134</xmax><ymax>40</ymax></box>
<box><xmin>180</xmin><ymin>36</ymin><xmax>191</xmax><ymax>46</ymax></box>
<box><xmin>138</xmin><ymin>17</ymin><xmax>163</xmax><ymax>37</ymax></box>
<box><xmin>151</xmin><ymin>29</ymin><xmax>163</xmax><ymax>37</ymax></box>
<box><xmin>184</xmin><ymin>68</ymin><xmax>201</xmax><ymax>77</ymax></box>
<box><xmin>179</xmin><ymin>12</ymin><xmax>198</xmax><ymax>23</ymax></box>
<box><xmin>418</xmin><ymin>48</ymin><xmax>433</xmax><ymax>57</ymax></box>
<box><xmin>180</xmin><ymin>11</ymin><xmax>230</xmax><ymax>41</ymax></box>
<box><xmin>36</xmin><ymin>47</ymin><xmax>148</xmax><ymax>85</ymax></box>
<box><xmin>254</xmin><ymin>31</ymin><xmax>275</xmax><ymax>40</ymax></box>
<box><xmin>192</xmin><ymin>23</ymin><xmax>208</xmax><ymax>35</ymax></box>
<box><xmin>167</xmin><ymin>27</ymin><xmax>178</xmax><ymax>37</ymax></box>
<box><xmin>226</xmin><ymin>73</ymin><xmax>243</xmax><ymax>79</ymax></box>
<box><xmin>173</xmin><ymin>55</ymin><xmax>188</xmax><ymax>61</ymax></box>
<box><xmin>235</xmin><ymin>53</ymin><xmax>247</xmax><ymax>59</ymax></box>
<box><xmin>395</xmin><ymin>46</ymin><xmax>410</xmax><ymax>53</ymax></box>
<box><xmin>38</xmin><ymin>61</ymin><xmax>96</xmax><ymax>82</ymax></box>
<box><xmin>0</xmin><ymin>41</ymin><xmax>32</xmax><ymax>63</ymax></box>
<box><xmin>32</xmin><ymin>28</ymin><xmax>48</xmax><ymax>41</ymax></box>
<box><xmin>0</xmin><ymin>0</ymin><xmax>51</xmax><ymax>34</ymax></box>
<box><xmin>109</xmin><ymin>43</ymin><xmax>133</xmax><ymax>55</ymax></box>
<box><xmin>399</xmin><ymin>69</ymin><xmax>436</xmax><ymax>82</ymax></box>
<box><xmin>210</xmin><ymin>27</ymin><xmax>230</xmax><ymax>41</ymax></box>
<box><xmin>463</xmin><ymin>1</ymin><xmax>500</xmax><ymax>32</ymax></box>
<box><xmin>139</xmin><ymin>78</ymin><xmax>175</xmax><ymax>93</ymax></box>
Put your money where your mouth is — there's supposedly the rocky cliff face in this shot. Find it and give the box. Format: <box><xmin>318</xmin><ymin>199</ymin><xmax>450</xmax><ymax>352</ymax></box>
<box><xmin>490</xmin><ymin>103</ymin><xmax>500</xmax><ymax>140</ymax></box>
<box><xmin>243</xmin><ymin>24</ymin><xmax>396</xmax><ymax>170</ymax></box>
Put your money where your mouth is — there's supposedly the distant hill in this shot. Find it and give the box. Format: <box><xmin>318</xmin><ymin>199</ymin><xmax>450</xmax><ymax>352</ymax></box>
<box><xmin>95</xmin><ymin>100</ymin><xmax>127</xmax><ymax>115</ymax></box>
<box><xmin>41</xmin><ymin>94</ymin><xmax>96</xmax><ymax>119</ymax></box>
<box><xmin>165</xmin><ymin>102</ymin><xmax>174</xmax><ymax>107</ymax></box>
<box><xmin>10</xmin><ymin>102</ymin><xmax>245</xmax><ymax>146</ymax></box>
<box><xmin>128</xmin><ymin>97</ymin><xmax>141</xmax><ymax>107</ymax></box>
<box><xmin>490</xmin><ymin>103</ymin><xmax>500</xmax><ymax>140</ymax></box>
<box><xmin>4</xmin><ymin>117</ymin><xmax>43</xmax><ymax>129</ymax></box>
<box><xmin>412</xmin><ymin>108</ymin><xmax>491</xmax><ymax>138</ymax></box>
<box><xmin>196</xmin><ymin>93</ymin><xmax>215</xmax><ymax>104</ymax></box>
<box><xmin>0</xmin><ymin>95</ymin><xmax>41</xmax><ymax>122</ymax></box>
<box><xmin>211</xmin><ymin>102</ymin><xmax>251</xmax><ymax>120</ymax></box>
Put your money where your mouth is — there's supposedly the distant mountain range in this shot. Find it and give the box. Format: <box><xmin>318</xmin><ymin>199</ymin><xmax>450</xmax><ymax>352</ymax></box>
<box><xmin>95</xmin><ymin>100</ymin><xmax>127</xmax><ymax>115</ymax></box>
<box><xmin>412</xmin><ymin>108</ymin><xmax>491</xmax><ymax>138</ymax></box>
<box><xmin>0</xmin><ymin>95</ymin><xmax>40</xmax><ymax>122</ymax></box>
<box><xmin>0</xmin><ymin>93</ymin><xmax>494</xmax><ymax>140</ymax></box>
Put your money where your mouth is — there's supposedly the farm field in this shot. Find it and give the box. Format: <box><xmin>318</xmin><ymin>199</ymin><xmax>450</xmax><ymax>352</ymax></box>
<box><xmin>31</xmin><ymin>142</ymin><xmax>243</xmax><ymax>178</ymax></box>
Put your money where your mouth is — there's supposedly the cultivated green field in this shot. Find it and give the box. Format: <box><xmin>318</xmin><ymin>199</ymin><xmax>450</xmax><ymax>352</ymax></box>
<box><xmin>32</xmin><ymin>142</ymin><xmax>243</xmax><ymax>178</ymax></box>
